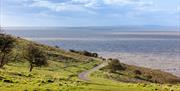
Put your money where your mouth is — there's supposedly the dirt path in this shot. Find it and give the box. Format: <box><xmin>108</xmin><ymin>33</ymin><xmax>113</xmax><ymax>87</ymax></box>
<box><xmin>78</xmin><ymin>62</ymin><xmax>108</xmax><ymax>81</ymax></box>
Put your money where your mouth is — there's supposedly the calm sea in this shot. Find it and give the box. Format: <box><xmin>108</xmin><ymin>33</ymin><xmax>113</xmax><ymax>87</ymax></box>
<box><xmin>4</xmin><ymin>27</ymin><xmax>180</xmax><ymax>55</ymax></box>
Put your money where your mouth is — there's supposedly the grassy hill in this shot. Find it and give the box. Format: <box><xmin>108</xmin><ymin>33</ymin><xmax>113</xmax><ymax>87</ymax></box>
<box><xmin>91</xmin><ymin>59</ymin><xmax>180</xmax><ymax>84</ymax></box>
<box><xmin>0</xmin><ymin>34</ymin><xmax>180</xmax><ymax>91</ymax></box>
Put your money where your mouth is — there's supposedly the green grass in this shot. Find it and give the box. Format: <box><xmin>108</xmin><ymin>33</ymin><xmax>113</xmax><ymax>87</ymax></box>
<box><xmin>89</xmin><ymin>71</ymin><xmax>180</xmax><ymax>91</ymax></box>
<box><xmin>0</xmin><ymin>60</ymin><xmax>100</xmax><ymax>91</ymax></box>
<box><xmin>1</xmin><ymin>61</ymin><xmax>180</xmax><ymax>91</ymax></box>
<box><xmin>0</xmin><ymin>34</ymin><xmax>180</xmax><ymax>91</ymax></box>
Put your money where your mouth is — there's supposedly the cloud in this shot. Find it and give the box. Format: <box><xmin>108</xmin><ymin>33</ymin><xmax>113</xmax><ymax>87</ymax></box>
<box><xmin>27</xmin><ymin>0</ymin><xmax>96</xmax><ymax>14</ymax></box>
<box><xmin>29</xmin><ymin>0</ymin><xmax>81</xmax><ymax>12</ymax></box>
<box><xmin>2</xmin><ymin>0</ymin><xmax>179</xmax><ymax>26</ymax></box>
<box><xmin>4</xmin><ymin>0</ymin><xmax>178</xmax><ymax>15</ymax></box>
<box><xmin>71</xmin><ymin>0</ymin><xmax>98</xmax><ymax>8</ymax></box>
<box><xmin>104</xmin><ymin>0</ymin><xmax>140</xmax><ymax>5</ymax></box>
<box><xmin>24</xmin><ymin>0</ymin><xmax>154</xmax><ymax>13</ymax></box>
<box><xmin>101</xmin><ymin>0</ymin><xmax>153</xmax><ymax>9</ymax></box>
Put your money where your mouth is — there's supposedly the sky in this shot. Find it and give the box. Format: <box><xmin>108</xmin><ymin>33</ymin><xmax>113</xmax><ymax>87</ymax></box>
<box><xmin>0</xmin><ymin>0</ymin><xmax>180</xmax><ymax>27</ymax></box>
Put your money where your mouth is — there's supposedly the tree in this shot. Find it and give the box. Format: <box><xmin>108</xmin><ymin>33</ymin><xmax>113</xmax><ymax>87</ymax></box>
<box><xmin>106</xmin><ymin>59</ymin><xmax>126</xmax><ymax>72</ymax></box>
<box><xmin>69</xmin><ymin>49</ymin><xmax>98</xmax><ymax>57</ymax></box>
<box><xmin>0</xmin><ymin>34</ymin><xmax>15</xmax><ymax>68</ymax></box>
<box><xmin>25</xmin><ymin>44</ymin><xmax>48</xmax><ymax>72</ymax></box>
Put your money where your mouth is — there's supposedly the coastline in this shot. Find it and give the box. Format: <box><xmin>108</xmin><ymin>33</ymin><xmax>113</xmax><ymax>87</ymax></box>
<box><xmin>98</xmin><ymin>52</ymin><xmax>180</xmax><ymax>77</ymax></box>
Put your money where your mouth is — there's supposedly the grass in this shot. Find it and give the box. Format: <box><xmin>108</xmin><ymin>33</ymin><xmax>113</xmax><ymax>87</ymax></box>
<box><xmin>1</xmin><ymin>61</ymin><xmax>180</xmax><ymax>91</ymax></box>
<box><xmin>0</xmin><ymin>60</ymin><xmax>101</xmax><ymax>91</ymax></box>
<box><xmin>89</xmin><ymin>71</ymin><xmax>180</xmax><ymax>91</ymax></box>
<box><xmin>0</xmin><ymin>34</ymin><xmax>180</xmax><ymax>91</ymax></box>
<box><xmin>100</xmin><ymin>61</ymin><xmax>180</xmax><ymax>84</ymax></box>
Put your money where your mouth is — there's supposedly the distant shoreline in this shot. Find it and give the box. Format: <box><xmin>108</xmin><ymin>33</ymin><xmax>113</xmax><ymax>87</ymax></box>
<box><xmin>24</xmin><ymin>37</ymin><xmax>180</xmax><ymax>41</ymax></box>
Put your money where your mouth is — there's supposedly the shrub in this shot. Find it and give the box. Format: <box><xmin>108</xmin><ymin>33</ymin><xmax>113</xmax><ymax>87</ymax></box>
<box><xmin>134</xmin><ymin>70</ymin><xmax>142</xmax><ymax>75</ymax></box>
<box><xmin>69</xmin><ymin>49</ymin><xmax>76</xmax><ymax>52</ymax></box>
<box><xmin>3</xmin><ymin>79</ymin><xmax>14</xmax><ymax>83</ymax></box>
<box><xmin>69</xmin><ymin>49</ymin><xmax>98</xmax><ymax>57</ymax></box>
<box><xmin>54</xmin><ymin>45</ymin><xmax>59</xmax><ymax>48</ymax></box>
<box><xmin>47</xmin><ymin>79</ymin><xmax>54</xmax><ymax>83</ymax></box>
<box><xmin>106</xmin><ymin>59</ymin><xmax>126</xmax><ymax>72</ymax></box>
<box><xmin>108</xmin><ymin>58</ymin><xmax>113</xmax><ymax>60</ymax></box>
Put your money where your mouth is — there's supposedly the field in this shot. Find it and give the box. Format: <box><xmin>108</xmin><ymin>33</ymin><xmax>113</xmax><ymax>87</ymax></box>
<box><xmin>0</xmin><ymin>61</ymin><xmax>180</xmax><ymax>91</ymax></box>
<box><xmin>0</xmin><ymin>34</ymin><xmax>180</xmax><ymax>91</ymax></box>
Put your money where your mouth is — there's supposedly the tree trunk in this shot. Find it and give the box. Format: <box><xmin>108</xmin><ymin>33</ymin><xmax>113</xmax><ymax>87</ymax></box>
<box><xmin>29</xmin><ymin>63</ymin><xmax>33</xmax><ymax>72</ymax></box>
<box><xmin>0</xmin><ymin>53</ymin><xmax>6</xmax><ymax>68</ymax></box>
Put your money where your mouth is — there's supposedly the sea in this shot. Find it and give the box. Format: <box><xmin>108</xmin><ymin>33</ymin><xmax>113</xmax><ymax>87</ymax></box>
<box><xmin>3</xmin><ymin>26</ymin><xmax>180</xmax><ymax>76</ymax></box>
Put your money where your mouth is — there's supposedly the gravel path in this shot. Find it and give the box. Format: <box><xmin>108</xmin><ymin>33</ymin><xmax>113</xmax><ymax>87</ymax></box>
<box><xmin>78</xmin><ymin>62</ymin><xmax>108</xmax><ymax>81</ymax></box>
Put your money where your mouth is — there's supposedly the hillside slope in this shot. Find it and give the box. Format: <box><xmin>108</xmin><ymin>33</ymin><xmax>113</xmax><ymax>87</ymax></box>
<box><xmin>0</xmin><ymin>34</ymin><xmax>180</xmax><ymax>91</ymax></box>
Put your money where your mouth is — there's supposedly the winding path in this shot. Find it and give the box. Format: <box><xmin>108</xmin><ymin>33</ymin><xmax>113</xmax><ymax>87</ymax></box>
<box><xmin>78</xmin><ymin>62</ymin><xmax>108</xmax><ymax>81</ymax></box>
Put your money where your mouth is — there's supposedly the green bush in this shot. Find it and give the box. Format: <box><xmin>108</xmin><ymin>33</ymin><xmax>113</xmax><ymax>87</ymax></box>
<box><xmin>134</xmin><ymin>70</ymin><xmax>142</xmax><ymax>75</ymax></box>
<box><xmin>69</xmin><ymin>49</ymin><xmax>98</xmax><ymax>57</ymax></box>
<box><xmin>106</xmin><ymin>59</ymin><xmax>126</xmax><ymax>72</ymax></box>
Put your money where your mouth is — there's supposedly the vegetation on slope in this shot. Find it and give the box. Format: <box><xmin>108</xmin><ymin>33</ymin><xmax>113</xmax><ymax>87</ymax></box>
<box><xmin>69</xmin><ymin>49</ymin><xmax>98</xmax><ymax>58</ymax></box>
<box><xmin>99</xmin><ymin>59</ymin><xmax>180</xmax><ymax>84</ymax></box>
<box><xmin>0</xmin><ymin>33</ymin><xmax>180</xmax><ymax>91</ymax></box>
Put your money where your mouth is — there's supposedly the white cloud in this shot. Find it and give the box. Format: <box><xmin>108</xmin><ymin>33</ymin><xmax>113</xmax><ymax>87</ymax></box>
<box><xmin>30</xmin><ymin>0</ymin><xmax>78</xmax><ymax>12</ymax></box>
<box><xmin>27</xmin><ymin>0</ymin><xmax>96</xmax><ymax>13</ymax></box>
<box><xmin>2</xmin><ymin>0</ymin><xmax>179</xmax><ymax>26</ymax></box>
<box><xmin>6</xmin><ymin>0</ymin><xmax>179</xmax><ymax>15</ymax></box>
<box><xmin>25</xmin><ymin>0</ymin><xmax>153</xmax><ymax>13</ymax></box>
<box><xmin>103</xmin><ymin>0</ymin><xmax>132</xmax><ymax>5</ymax></box>
<box><xmin>103</xmin><ymin>0</ymin><xmax>153</xmax><ymax>7</ymax></box>
<box><xmin>71</xmin><ymin>0</ymin><xmax>99</xmax><ymax>8</ymax></box>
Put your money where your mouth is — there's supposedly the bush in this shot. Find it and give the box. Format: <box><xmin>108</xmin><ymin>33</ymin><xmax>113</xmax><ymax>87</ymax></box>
<box><xmin>106</xmin><ymin>59</ymin><xmax>126</xmax><ymax>72</ymax></box>
<box><xmin>69</xmin><ymin>49</ymin><xmax>98</xmax><ymax>57</ymax></box>
<box><xmin>134</xmin><ymin>70</ymin><xmax>142</xmax><ymax>75</ymax></box>
<box><xmin>108</xmin><ymin>58</ymin><xmax>113</xmax><ymax>60</ymax></box>
<box><xmin>54</xmin><ymin>45</ymin><xmax>59</xmax><ymax>48</ymax></box>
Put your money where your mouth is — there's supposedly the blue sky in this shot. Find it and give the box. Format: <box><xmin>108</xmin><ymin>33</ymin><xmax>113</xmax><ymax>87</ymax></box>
<box><xmin>0</xmin><ymin>0</ymin><xmax>180</xmax><ymax>27</ymax></box>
